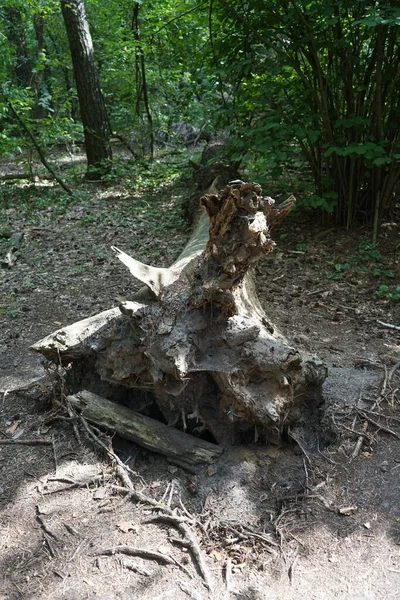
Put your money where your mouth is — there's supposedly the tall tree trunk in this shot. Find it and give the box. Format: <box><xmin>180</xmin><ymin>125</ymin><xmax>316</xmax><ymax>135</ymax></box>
<box><xmin>32</xmin><ymin>12</ymin><xmax>52</xmax><ymax>119</ymax></box>
<box><xmin>60</xmin><ymin>0</ymin><xmax>112</xmax><ymax>178</ymax></box>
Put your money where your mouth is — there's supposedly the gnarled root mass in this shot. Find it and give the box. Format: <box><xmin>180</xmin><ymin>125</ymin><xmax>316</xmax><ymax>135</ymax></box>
<box><xmin>32</xmin><ymin>181</ymin><xmax>327</xmax><ymax>448</ymax></box>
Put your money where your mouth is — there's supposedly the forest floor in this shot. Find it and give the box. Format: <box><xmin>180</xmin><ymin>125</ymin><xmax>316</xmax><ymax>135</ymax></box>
<box><xmin>0</xmin><ymin>148</ymin><xmax>399</xmax><ymax>600</ymax></box>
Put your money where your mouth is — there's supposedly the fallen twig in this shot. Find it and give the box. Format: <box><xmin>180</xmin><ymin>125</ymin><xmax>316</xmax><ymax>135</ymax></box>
<box><xmin>79</xmin><ymin>416</ymin><xmax>137</xmax><ymax>480</ymax></box>
<box><xmin>142</xmin><ymin>513</ymin><xmax>212</xmax><ymax>589</ymax></box>
<box><xmin>110</xmin><ymin>484</ymin><xmax>214</xmax><ymax>591</ymax></box>
<box><xmin>356</xmin><ymin>410</ymin><xmax>400</xmax><ymax>440</ymax></box>
<box><xmin>377</xmin><ymin>320</ymin><xmax>400</xmax><ymax>331</ymax></box>
<box><xmin>95</xmin><ymin>545</ymin><xmax>191</xmax><ymax>577</ymax></box>
<box><xmin>388</xmin><ymin>361</ymin><xmax>400</xmax><ymax>386</ymax></box>
<box><xmin>36</xmin><ymin>505</ymin><xmax>59</xmax><ymax>541</ymax></box>
<box><xmin>44</xmin><ymin>474</ymin><xmax>106</xmax><ymax>495</ymax></box>
<box><xmin>225</xmin><ymin>523</ymin><xmax>278</xmax><ymax>549</ymax></box>
<box><xmin>360</xmin><ymin>407</ymin><xmax>400</xmax><ymax>424</ymax></box>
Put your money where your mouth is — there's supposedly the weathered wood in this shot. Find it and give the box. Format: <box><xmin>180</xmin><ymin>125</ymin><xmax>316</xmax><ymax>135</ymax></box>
<box><xmin>31</xmin><ymin>306</ymin><xmax>131</xmax><ymax>361</ymax></box>
<box><xmin>32</xmin><ymin>180</ymin><xmax>328</xmax><ymax>446</ymax></box>
<box><xmin>67</xmin><ymin>390</ymin><xmax>223</xmax><ymax>468</ymax></box>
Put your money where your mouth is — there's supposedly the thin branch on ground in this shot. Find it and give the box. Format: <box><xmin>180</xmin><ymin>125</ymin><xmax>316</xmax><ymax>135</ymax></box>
<box><xmin>356</xmin><ymin>409</ymin><xmax>400</xmax><ymax>440</ymax></box>
<box><xmin>0</xmin><ymin>438</ymin><xmax>53</xmax><ymax>446</ymax></box>
<box><xmin>36</xmin><ymin>505</ymin><xmax>60</xmax><ymax>541</ymax></box>
<box><xmin>388</xmin><ymin>361</ymin><xmax>400</xmax><ymax>386</ymax></box>
<box><xmin>44</xmin><ymin>474</ymin><xmax>107</xmax><ymax>495</ymax></box>
<box><xmin>94</xmin><ymin>545</ymin><xmax>192</xmax><ymax>578</ymax></box>
<box><xmin>110</xmin><ymin>484</ymin><xmax>214</xmax><ymax>591</ymax></box>
<box><xmin>78</xmin><ymin>415</ymin><xmax>137</xmax><ymax>479</ymax></box>
<box><xmin>377</xmin><ymin>320</ymin><xmax>400</xmax><ymax>331</ymax></box>
<box><xmin>360</xmin><ymin>407</ymin><xmax>400</xmax><ymax>423</ymax></box>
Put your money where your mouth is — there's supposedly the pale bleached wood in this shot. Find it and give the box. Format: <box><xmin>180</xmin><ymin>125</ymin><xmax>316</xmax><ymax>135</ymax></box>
<box><xmin>32</xmin><ymin>180</ymin><xmax>327</xmax><ymax>445</ymax></box>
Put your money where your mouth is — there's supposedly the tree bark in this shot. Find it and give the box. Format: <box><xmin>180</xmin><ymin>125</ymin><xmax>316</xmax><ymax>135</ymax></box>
<box><xmin>32</xmin><ymin>179</ymin><xmax>327</xmax><ymax>447</ymax></box>
<box><xmin>60</xmin><ymin>0</ymin><xmax>112</xmax><ymax>178</ymax></box>
<box><xmin>67</xmin><ymin>390</ymin><xmax>223</xmax><ymax>469</ymax></box>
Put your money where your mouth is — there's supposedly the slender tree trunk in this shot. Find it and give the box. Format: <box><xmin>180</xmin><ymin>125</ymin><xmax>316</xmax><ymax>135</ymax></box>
<box><xmin>132</xmin><ymin>2</ymin><xmax>154</xmax><ymax>158</ymax></box>
<box><xmin>60</xmin><ymin>0</ymin><xmax>112</xmax><ymax>178</ymax></box>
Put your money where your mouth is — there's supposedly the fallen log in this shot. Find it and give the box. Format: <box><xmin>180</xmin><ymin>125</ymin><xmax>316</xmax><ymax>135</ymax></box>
<box><xmin>67</xmin><ymin>390</ymin><xmax>223</xmax><ymax>468</ymax></box>
<box><xmin>32</xmin><ymin>179</ymin><xmax>327</xmax><ymax>447</ymax></box>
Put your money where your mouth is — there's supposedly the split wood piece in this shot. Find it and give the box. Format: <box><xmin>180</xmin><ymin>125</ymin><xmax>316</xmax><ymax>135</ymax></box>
<box><xmin>30</xmin><ymin>306</ymin><xmax>127</xmax><ymax>361</ymax></box>
<box><xmin>111</xmin><ymin>247</ymin><xmax>181</xmax><ymax>297</ymax></box>
<box><xmin>67</xmin><ymin>390</ymin><xmax>223</xmax><ymax>469</ymax></box>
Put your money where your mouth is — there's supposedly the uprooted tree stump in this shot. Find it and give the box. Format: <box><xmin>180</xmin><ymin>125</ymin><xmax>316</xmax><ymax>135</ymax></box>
<box><xmin>32</xmin><ymin>180</ymin><xmax>327</xmax><ymax>461</ymax></box>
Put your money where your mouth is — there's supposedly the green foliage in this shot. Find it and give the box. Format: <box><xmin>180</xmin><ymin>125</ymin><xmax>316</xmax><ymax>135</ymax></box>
<box><xmin>375</xmin><ymin>285</ymin><xmax>400</xmax><ymax>301</ymax></box>
<box><xmin>358</xmin><ymin>238</ymin><xmax>382</xmax><ymax>262</ymax></box>
<box><xmin>1</xmin><ymin>0</ymin><xmax>399</xmax><ymax>232</ymax></box>
<box><xmin>325</xmin><ymin>236</ymin><xmax>395</xmax><ymax>285</ymax></box>
<box><xmin>373</xmin><ymin>268</ymin><xmax>394</xmax><ymax>279</ymax></box>
<box><xmin>210</xmin><ymin>0</ymin><xmax>400</xmax><ymax>226</ymax></box>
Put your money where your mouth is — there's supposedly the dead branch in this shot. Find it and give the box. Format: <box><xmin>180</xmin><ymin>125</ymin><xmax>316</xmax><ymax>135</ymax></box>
<box><xmin>78</xmin><ymin>413</ymin><xmax>138</xmax><ymax>479</ymax></box>
<box><xmin>68</xmin><ymin>391</ymin><xmax>223</xmax><ymax>469</ymax></box>
<box><xmin>110</xmin><ymin>484</ymin><xmax>214</xmax><ymax>591</ymax></box>
<box><xmin>377</xmin><ymin>320</ymin><xmax>400</xmax><ymax>331</ymax></box>
<box><xmin>356</xmin><ymin>409</ymin><xmax>400</xmax><ymax>440</ymax></box>
<box><xmin>95</xmin><ymin>545</ymin><xmax>191</xmax><ymax>577</ymax></box>
<box><xmin>0</xmin><ymin>173</ymin><xmax>55</xmax><ymax>181</ymax></box>
<box><xmin>8</xmin><ymin>102</ymin><xmax>73</xmax><ymax>195</ymax></box>
<box><xmin>0</xmin><ymin>438</ymin><xmax>53</xmax><ymax>446</ymax></box>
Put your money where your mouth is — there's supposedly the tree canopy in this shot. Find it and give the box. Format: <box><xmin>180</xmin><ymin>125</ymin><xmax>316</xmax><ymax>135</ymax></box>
<box><xmin>1</xmin><ymin>0</ymin><xmax>399</xmax><ymax>229</ymax></box>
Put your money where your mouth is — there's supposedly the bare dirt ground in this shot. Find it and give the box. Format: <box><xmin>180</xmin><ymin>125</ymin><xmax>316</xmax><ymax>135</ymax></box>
<box><xmin>0</xmin><ymin>151</ymin><xmax>399</xmax><ymax>599</ymax></box>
